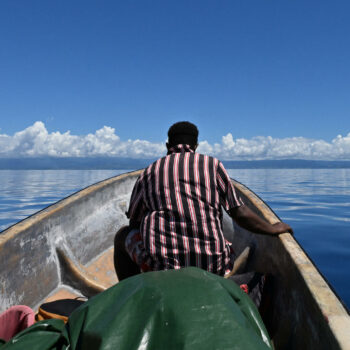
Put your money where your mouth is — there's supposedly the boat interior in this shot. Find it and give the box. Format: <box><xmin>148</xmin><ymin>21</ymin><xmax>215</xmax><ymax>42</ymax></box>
<box><xmin>0</xmin><ymin>170</ymin><xmax>349</xmax><ymax>349</ymax></box>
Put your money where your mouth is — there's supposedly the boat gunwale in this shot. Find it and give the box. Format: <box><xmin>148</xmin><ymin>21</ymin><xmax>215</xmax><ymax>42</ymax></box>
<box><xmin>232</xmin><ymin>178</ymin><xmax>350</xmax><ymax>349</ymax></box>
<box><xmin>0</xmin><ymin>169</ymin><xmax>143</xmax><ymax>244</ymax></box>
<box><xmin>232</xmin><ymin>178</ymin><xmax>350</xmax><ymax>314</ymax></box>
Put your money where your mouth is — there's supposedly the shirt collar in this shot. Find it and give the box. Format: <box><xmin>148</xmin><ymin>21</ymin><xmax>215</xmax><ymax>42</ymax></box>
<box><xmin>167</xmin><ymin>144</ymin><xmax>194</xmax><ymax>155</ymax></box>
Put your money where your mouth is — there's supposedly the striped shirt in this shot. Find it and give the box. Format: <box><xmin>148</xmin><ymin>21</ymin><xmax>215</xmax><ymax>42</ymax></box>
<box><xmin>127</xmin><ymin>144</ymin><xmax>243</xmax><ymax>276</ymax></box>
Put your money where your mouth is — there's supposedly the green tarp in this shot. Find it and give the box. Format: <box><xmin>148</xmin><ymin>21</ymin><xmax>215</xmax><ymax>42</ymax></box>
<box><xmin>1</xmin><ymin>267</ymin><xmax>272</xmax><ymax>349</ymax></box>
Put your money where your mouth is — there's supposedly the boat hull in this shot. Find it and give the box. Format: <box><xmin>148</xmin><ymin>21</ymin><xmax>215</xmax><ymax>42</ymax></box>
<box><xmin>0</xmin><ymin>170</ymin><xmax>349</xmax><ymax>349</ymax></box>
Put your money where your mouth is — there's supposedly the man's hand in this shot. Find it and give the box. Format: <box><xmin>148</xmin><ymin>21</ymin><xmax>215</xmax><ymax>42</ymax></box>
<box><xmin>229</xmin><ymin>205</ymin><xmax>293</xmax><ymax>236</ymax></box>
<box><xmin>271</xmin><ymin>222</ymin><xmax>293</xmax><ymax>235</ymax></box>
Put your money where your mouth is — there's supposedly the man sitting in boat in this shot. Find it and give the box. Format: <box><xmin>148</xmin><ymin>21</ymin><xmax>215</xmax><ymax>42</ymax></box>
<box><xmin>114</xmin><ymin>121</ymin><xmax>293</xmax><ymax>282</ymax></box>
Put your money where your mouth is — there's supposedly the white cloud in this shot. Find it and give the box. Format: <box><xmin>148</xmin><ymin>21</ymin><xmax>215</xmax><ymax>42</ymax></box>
<box><xmin>1</xmin><ymin>121</ymin><xmax>350</xmax><ymax>160</ymax></box>
<box><xmin>0</xmin><ymin>122</ymin><xmax>165</xmax><ymax>158</ymax></box>
<box><xmin>198</xmin><ymin>133</ymin><xmax>350</xmax><ymax>160</ymax></box>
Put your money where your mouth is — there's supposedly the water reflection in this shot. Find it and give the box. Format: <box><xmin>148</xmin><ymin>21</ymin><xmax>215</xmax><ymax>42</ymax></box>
<box><xmin>0</xmin><ymin>170</ymin><xmax>123</xmax><ymax>231</ymax></box>
<box><xmin>228</xmin><ymin>169</ymin><xmax>350</xmax><ymax>223</ymax></box>
<box><xmin>228</xmin><ymin>169</ymin><xmax>349</xmax><ymax>194</ymax></box>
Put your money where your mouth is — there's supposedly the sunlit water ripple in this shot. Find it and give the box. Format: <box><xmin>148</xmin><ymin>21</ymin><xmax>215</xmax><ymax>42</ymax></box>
<box><xmin>0</xmin><ymin>169</ymin><xmax>349</xmax><ymax>308</ymax></box>
<box><xmin>0</xmin><ymin>170</ymin><xmax>121</xmax><ymax>230</ymax></box>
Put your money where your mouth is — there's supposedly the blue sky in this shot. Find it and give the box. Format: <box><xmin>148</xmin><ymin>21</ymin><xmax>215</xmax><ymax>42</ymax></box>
<box><xmin>1</xmin><ymin>1</ymin><xmax>350</xmax><ymax>159</ymax></box>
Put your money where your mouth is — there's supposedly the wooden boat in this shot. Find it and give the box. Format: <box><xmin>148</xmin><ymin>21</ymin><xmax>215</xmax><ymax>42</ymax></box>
<box><xmin>0</xmin><ymin>170</ymin><xmax>349</xmax><ymax>349</ymax></box>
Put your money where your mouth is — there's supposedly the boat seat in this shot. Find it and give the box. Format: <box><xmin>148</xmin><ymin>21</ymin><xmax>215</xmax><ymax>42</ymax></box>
<box><xmin>56</xmin><ymin>246</ymin><xmax>118</xmax><ymax>298</ymax></box>
<box><xmin>224</xmin><ymin>245</ymin><xmax>252</xmax><ymax>279</ymax></box>
<box><xmin>43</xmin><ymin>286</ymin><xmax>83</xmax><ymax>304</ymax></box>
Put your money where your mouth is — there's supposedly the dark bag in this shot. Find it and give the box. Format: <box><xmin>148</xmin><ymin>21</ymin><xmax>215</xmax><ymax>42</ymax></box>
<box><xmin>36</xmin><ymin>299</ymin><xmax>85</xmax><ymax>324</ymax></box>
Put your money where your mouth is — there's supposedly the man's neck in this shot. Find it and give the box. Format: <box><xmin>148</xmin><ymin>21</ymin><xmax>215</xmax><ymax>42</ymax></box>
<box><xmin>167</xmin><ymin>144</ymin><xmax>195</xmax><ymax>155</ymax></box>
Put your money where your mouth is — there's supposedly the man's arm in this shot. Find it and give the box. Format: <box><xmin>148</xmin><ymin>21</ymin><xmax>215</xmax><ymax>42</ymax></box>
<box><xmin>229</xmin><ymin>205</ymin><xmax>293</xmax><ymax>236</ymax></box>
<box><xmin>126</xmin><ymin>174</ymin><xmax>147</xmax><ymax>229</ymax></box>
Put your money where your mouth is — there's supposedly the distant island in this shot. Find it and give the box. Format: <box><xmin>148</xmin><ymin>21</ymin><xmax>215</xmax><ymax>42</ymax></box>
<box><xmin>1</xmin><ymin>157</ymin><xmax>350</xmax><ymax>170</ymax></box>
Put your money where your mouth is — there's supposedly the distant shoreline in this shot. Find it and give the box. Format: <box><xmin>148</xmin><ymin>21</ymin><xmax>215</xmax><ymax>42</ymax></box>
<box><xmin>1</xmin><ymin>157</ymin><xmax>350</xmax><ymax>170</ymax></box>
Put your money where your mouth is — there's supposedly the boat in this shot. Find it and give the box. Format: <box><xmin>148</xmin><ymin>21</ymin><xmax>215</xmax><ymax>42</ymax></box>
<box><xmin>0</xmin><ymin>170</ymin><xmax>349</xmax><ymax>349</ymax></box>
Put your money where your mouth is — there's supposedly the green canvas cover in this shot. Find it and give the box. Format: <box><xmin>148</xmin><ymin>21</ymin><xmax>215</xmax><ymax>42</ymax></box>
<box><xmin>1</xmin><ymin>267</ymin><xmax>272</xmax><ymax>350</ymax></box>
<box><xmin>0</xmin><ymin>319</ymin><xmax>69</xmax><ymax>350</ymax></box>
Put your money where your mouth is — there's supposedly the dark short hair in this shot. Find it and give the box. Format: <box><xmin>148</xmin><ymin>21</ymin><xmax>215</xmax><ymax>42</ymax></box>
<box><xmin>167</xmin><ymin>121</ymin><xmax>199</xmax><ymax>148</ymax></box>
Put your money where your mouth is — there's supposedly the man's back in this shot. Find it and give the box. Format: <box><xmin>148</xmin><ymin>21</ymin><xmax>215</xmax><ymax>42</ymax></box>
<box><xmin>115</xmin><ymin>121</ymin><xmax>292</xmax><ymax>282</ymax></box>
<box><xmin>127</xmin><ymin>144</ymin><xmax>243</xmax><ymax>275</ymax></box>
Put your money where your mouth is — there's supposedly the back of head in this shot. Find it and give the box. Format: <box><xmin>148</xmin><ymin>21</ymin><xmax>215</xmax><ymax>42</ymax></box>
<box><xmin>167</xmin><ymin>121</ymin><xmax>199</xmax><ymax>149</ymax></box>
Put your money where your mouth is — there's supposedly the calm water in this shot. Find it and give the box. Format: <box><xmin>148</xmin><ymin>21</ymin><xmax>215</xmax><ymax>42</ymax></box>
<box><xmin>0</xmin><ymin>169</ymin><xmax>349</xmax><ymax>308</ymax></box>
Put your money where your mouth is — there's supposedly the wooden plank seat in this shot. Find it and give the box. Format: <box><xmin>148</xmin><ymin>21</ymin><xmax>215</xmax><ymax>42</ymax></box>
<box><xmin>36</xmin><ymin>246</ymin><xmax>117</xmax><ymax>318</ymax></box>
<box><xmin>43</xmin><ymin>286</ymin><xmax>83</xmax><ymax>304</ymax></box>
<box><xmin>56</xmin><ymin>246</ymin><xmax>117</xmax><ymax>298</ymax></box>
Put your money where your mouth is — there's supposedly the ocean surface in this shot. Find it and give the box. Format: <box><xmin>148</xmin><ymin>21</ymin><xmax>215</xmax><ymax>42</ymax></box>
<box><xmin>0</xmin><ymin>169</ymin><xmax>349</xmax><ymax>309</ymax></box>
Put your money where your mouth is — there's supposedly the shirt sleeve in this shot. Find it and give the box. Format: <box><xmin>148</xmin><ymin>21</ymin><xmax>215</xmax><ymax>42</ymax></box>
<box><xmin>126</xmin><ymin>174</ymin><xmax>147</xmax><ymax>223</ymax></box>
<box><xmin>216</xmin><ymin>161</ymin><xmax>244</xmax><ymax>212</ymax></box>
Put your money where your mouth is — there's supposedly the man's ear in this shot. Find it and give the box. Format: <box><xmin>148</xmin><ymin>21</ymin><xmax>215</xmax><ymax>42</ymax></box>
<box><xmin>166</xmin><ymin>142</ymin><xmax>170</xmax><ymax>150</ymax></box>
<box><xmin>194</xmin><ymin>144</ymin><xmax>198</xmax><ymax>151</ymax></box>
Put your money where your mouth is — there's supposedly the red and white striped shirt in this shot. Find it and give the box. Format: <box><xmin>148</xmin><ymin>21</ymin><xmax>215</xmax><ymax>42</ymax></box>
<box><xmin>127</xmin><ymin>144</ymin><xmax>243</xmax><ymax>275</ymax></box>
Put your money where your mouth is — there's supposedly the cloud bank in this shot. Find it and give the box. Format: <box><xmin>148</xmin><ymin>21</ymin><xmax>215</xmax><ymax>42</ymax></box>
<box><xmin>1</xmin><ymin>121</ymin><xmax>350</xmax><ymax>160</ymax></box>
